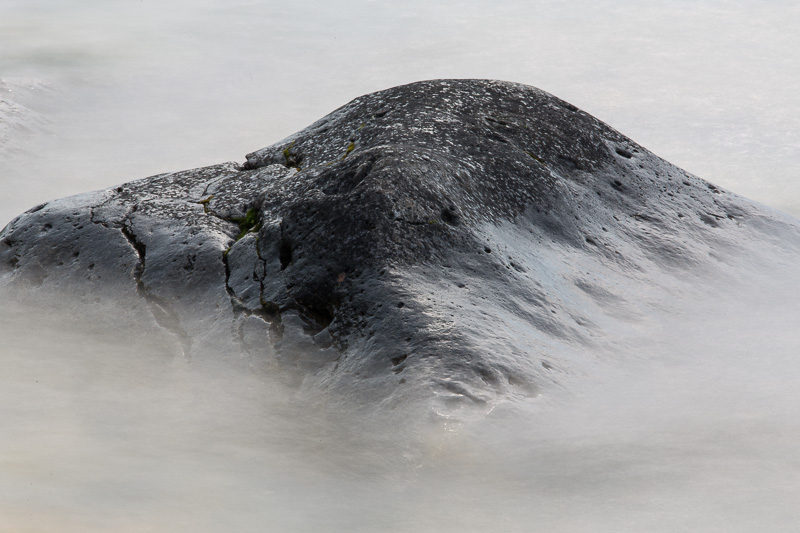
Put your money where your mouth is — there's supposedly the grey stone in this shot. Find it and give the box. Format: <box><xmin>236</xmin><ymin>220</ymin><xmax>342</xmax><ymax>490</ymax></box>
<box><xmin>2</xmin><ymin>79</ymin><xmax>799</xmax><ymax>409</ymax></box>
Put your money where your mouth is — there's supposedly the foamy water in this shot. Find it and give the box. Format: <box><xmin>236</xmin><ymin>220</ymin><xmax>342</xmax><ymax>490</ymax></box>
<box><xmin>2</xmin><ymin>1</ymin><xmax>800</xmax><ymax>531</ymax></box>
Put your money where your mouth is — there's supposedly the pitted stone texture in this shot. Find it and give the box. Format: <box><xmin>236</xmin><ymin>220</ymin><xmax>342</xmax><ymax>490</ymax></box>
<box><xmin>2</xmin><ymin>79</ymin><xmax>799</xmax><ymax>409</ymax></box>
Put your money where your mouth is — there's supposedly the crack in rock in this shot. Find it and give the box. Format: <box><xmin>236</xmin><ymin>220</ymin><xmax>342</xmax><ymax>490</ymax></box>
<box><xmin>118</xmin><ymin>220</ymin><xmax>192</xmax><ymax>358</ymax></box>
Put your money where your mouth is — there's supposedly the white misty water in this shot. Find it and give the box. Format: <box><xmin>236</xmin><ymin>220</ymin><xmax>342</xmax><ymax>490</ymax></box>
<box><xmin>1</xmin><ymin>0</ymin><xmax>799</xmax><ymax>225</ymax></box>
<box><xmin>2</xmin><ymin>257</ymin><xmax>799</xmax><ymax>532</ymax></box>
<box><xmin>2</xmin><ymin>1</ymin><xmax>800</xmax><ymax>531</ymax></box>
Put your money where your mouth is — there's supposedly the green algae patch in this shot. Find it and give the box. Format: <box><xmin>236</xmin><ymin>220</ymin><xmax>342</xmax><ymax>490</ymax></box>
<box><xmin>283</xmin><ymin>141</ymin><xmax>303</xmax><ymax>169</ymax></box>
<box><xmin>232</xmin><ymin>208</ymin><xmax>261</xmax><ymax>241</ymax></box>
<box><xmin>198</xmin><ymin>195</ymin><xmax>214</xmax><ymax>213</ymax></box>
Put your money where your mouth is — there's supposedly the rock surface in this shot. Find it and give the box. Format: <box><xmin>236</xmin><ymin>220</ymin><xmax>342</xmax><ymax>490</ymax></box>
<box><xmin>2</xmin><ymin>79</ymin><xmax>798</xmax><ymax>410</ymax></box>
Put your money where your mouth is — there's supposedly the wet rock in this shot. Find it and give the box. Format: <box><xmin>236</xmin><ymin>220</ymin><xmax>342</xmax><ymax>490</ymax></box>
<box><xmin>2</xmin><ymin>79</ymin><xmax>798</xmax><ymax>408</ymax></box>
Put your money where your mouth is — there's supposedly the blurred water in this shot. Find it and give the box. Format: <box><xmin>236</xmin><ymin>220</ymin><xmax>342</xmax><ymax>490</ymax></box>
<box><xmin>2</xmin><ymin>1</ymin><xmax>800</xmax><ymax>531</ymax></box>
<box><xmin>1</xmin><ymin>0</ymin><xmax>799</xmax><ymax>226</ymax></box>
<box><xmin>2</xmin><ymin>253</ymin><xmax>799</xmax><ymax>532</ymax></box>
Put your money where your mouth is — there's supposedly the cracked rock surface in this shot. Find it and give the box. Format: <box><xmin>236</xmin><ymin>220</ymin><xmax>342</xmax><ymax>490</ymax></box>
<box><xmin>2</xmin><ymin>79</ymin><xmax>799</xmax><ymax>409</ymax></box>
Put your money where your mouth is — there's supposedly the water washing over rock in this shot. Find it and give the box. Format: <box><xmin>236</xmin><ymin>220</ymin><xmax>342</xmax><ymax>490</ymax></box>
<box><xmin>2</xmin><ymin>79</ymin><xmax>798</xmax><ymax>411</ymax></box>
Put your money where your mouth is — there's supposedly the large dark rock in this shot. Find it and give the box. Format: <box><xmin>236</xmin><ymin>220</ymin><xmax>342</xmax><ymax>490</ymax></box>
<box><xmin>2</xmin><ymin>79</ymin><xmax>798</xmax><ymax>410</ymax></box>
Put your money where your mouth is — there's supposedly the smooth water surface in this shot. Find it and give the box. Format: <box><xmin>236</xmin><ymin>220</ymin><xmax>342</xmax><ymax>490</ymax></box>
<box><xmin>2</xmin><ymin>1</ymin><xmax>800</xmax><ymax>531</ymax></box>
<box><xmin>1</xmin><ymin>0</ymin><xmax>799</xmax><ymax>225</ymax></box>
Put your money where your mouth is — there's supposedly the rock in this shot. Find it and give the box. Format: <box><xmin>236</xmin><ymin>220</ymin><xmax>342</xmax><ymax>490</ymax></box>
<box><xmin>2</xmin><ymin>79</ymin><xmax>798</xmax><ymax>409</ymax></box>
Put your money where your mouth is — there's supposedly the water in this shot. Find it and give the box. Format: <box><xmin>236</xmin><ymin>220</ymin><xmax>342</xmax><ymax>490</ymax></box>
<box><xmin>2</xmin><ymin>1</ymin><xmax>800</xmax><ymax>531</ymax></box>
<box><xmin>2</xmin><ymin>256</ymin><xmax>799</xmax><ymax>532</ymax></box>
<box><xmin>1</xmin><ymin>0</ymin><xmax>799</xmax><ymax>225</ymax></box>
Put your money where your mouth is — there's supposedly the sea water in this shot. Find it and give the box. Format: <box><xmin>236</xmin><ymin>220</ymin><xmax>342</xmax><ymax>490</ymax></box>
<box><xmin>2</xmin><ymin>1</ymin><xmax>800</xmax><ymax>531</ymax></box>
<box><xmin>2</xmin><ymin>0</ymin><xmax>799</xmax><ymax>226</ymax></box>
<box><xmin>1</xmin><ymin>247</ymin><xmax>799</xmax><ymax>532</ymax></box>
